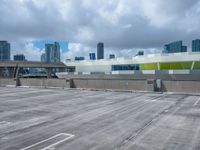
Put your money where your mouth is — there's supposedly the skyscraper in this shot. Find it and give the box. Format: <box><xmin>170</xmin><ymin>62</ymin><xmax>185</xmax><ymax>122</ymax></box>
<box><xmin>45</xmin><ymin>42</ymin><xmax>60</xmax><ymax>62</ymax></box>
<box><xmin>192</xmin><ymin>39</ymin><xmax>200</xmax><ymax>52</ymax></box>
<box><xmin>14</xmin><ymin>54</ymin><xmax>26</xmax><ymax>61</ymax></box>
<box><xmin>89</xmin><ymin>53</ymin><xmax>96</xmax><ymax>60</ymax></box>
<box><xmin>45</xmin><ymin>44</ymin><xmax>54</xmax><ymax>62</ymax></box>
<box><xmin>97</xmin><ymin>42</ymin><xmax>104</xmax><ymax>59</ymax></box>
<box><xmin>54</xmin><ymin>42</ymin><xmax>61</xmax><ymax>62</ymax></box>
<box><xmin>0</xmin><ymin>41</ymin><xmax>10</xmax><ymax>61</ymax></box>
<box><xmin>163</xmin><ymin>41</ymin><xmax>187</xmax><ymax>53</ymax></box>
<box><xmin>41</xmin><ymin>53</ymin><xmax>46</xmax><ymax>62</ymax></box>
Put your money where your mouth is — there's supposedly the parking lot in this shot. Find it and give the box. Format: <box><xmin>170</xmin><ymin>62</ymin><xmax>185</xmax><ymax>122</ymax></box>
<box><xmin>0</xmin><ymin>87</ymin><xmax>200</xmax><ymax>150</ymax></box>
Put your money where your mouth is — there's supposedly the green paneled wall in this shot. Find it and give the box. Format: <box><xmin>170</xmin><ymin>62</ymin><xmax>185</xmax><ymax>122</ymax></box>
<box><xmin>160</xmin><ymin>62</ymin><xmax>192</xmax><ymax>70</ymax></box>
<box><xmin>193</xmin><ymin>62</ymin><xmax>200</xmax><ymax>70</ymax></box>
<box><xmin>116</xmin><ymin>61</ymin><xmax>200</xmax><ymax>71</ymax></box>
<box><xmin>140</xmin><ymin>63</ymin><xmax>158</xmax><ymax>70</ymax></box>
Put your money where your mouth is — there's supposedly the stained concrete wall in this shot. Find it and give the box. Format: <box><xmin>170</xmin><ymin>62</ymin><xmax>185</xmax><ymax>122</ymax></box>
<box><xmin>72</xmin><ymin>79</ymin><xmax>147</xmax><ymax>91</ymax></box>
<box><xmin>162</xmin><ymin>80</ymin><xmax>200</xmax><ymax>93</ymax></box>
<box><xmin>61</xmin><ymin>74</ymin><xmax>200</xmax><ymax>81</ymax></box>
<box><xmin>19</xmin><ymin>78</ymin><xmax>69</xmax><ymax>88</ymax></box>
<box><xmin>72</xmin><ymin>78</ymin><xmax>200</xmax><ymax>94</ymax></box>
<box><xmin>0</xmin><ymin>78</ymin><xmax>69</xmax><ymax>88</ymax></box>
<box><xmin>0</xmin><ymin>78</ymin><xmax>16</xmax><ymax>86</ymax></box>
<box><xmin>20</xmin><ymin>78</ymin><xmax>44</xmax><ymax>87</ymax></box>
<box><xmin>0</xmin><ymin>77</ymin><xmax>200</xmax><ymax>94</ymax></box>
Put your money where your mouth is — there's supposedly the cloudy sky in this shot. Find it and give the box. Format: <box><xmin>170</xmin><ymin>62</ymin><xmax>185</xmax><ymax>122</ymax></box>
<box><xmin>0</xmin><ymin>0</ymin><xmax>200</xmax><ymax>61</ymax></box>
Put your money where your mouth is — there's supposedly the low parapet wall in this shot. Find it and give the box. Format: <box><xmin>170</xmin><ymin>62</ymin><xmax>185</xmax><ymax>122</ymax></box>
<box><xmin>72</xmin><ymin>78</ymin><xmax>200</xmax><ymax>94</ymax></box>
<box><xmin>0</xmin><ymin>78</ymin><xmax>16</xmax><ymax>86</ymax></box>
<box><xmin>57</xmin><ymin>73</ymin><xmax>200</xmax><ymax>81</ymax></box>
<box><xmin>19</xmin><ymin>78</ymin><xmax>69</xmax><ymax>88</ymax></box>
<box><xmin>72</xmin><ymin>78</ymin><xmax>147</xmax><ymax>91</ymax></box>
<box><xmin>0</xmin><ymin>78</ymin><xmax>69</xmax><ymax>88</ymax></box>
<box><xmin>0</xmin><ymin>77</ymin><xmax>200</xmax><ymax>94</ymax></box>
<box><xmin>162</xmin><ymin>80</ymin><xmax>200</xmax><ymax>93</ymax></box>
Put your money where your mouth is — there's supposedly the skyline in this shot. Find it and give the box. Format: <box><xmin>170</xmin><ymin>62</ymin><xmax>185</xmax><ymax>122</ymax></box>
<box><xmin>0</xmin><ymin>0</ymin><xmax>200</xmax><ymax>60</ymax></box>
<box><xmin>5</xmin><ymin>38</ymin><xmax>200</xmax><ymax>61</ymax></box>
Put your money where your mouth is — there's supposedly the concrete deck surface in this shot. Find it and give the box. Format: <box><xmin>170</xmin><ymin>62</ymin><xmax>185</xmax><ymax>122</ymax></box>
<box><xmin>0</xmin><ymin>87</ymin><xmax>199</xmax><ymax>150</ymax></box>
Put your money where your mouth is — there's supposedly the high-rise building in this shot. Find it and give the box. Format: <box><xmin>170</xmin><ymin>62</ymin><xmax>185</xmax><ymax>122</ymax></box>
<box><xmin>45</xmin><ymin>42</ymin><xmax>60</xmax><ymax>62</ymax></box>
<box><xmin>89</xmin><ymin>53</ymin><xmax>96</xmax><ymax>60</ymax></box>
<box><xmin>97</xmin><ymin>42</ymin><xmax>104</xmax><ymax>59</ymax></box>
<box><xmin>0</xmin><ymin>41</ymin><xmax>10</xmax><ymax>61</ymax></box>
<box><xmin>182</xmin><ymin>46</ymin><xmax>187</xmax><ymax>52</ymax></box>
<box><xmin>163</xmin><ymin>41</ymin><xmax>187</xmax><ymax>53</ymax></box>
<box><xmin>109</xmin><ymin>54</ymin><xmax>115</xmax><ymax>59</ymax></box>
<box><xmin>192</xmin><ymin>39</ymin><xmax>200</xmax><ymax>52</ymax></box>
<box><xmin>14</xmin><ymin>54</ymin><xmax>26</xmax><ymax>61</ymax></box>
<box><xmin>41</xmin><ymin>53</ymin><xmax>46</xmax><ymax>62</ymax></box>
<box><xmin>45</xmin><ymin>44</ymin><xmax>54</xmax><ymax>62</ymax></box>
<box><xmin>54</xmin><ymin>42</ymin><xmax>60</xmax><ymax>62</ymax></box>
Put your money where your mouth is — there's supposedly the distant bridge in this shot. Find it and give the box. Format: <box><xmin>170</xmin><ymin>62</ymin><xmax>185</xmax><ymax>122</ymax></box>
<box><xmin>0</xmin><ymin>61</ymin><xmax>67</xmax><ymax>78</ymax></box>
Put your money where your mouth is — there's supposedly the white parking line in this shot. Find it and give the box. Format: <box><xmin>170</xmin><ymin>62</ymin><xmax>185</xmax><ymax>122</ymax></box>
<box><xmin>194</xmin><ymin>97</ymin><xmax>200</xmax><ymax>106</ymax></box>
<box><xmin>0</xmin><ymin>121</ymin><xmax>11</xmax><ymax>126</ymax></box>
<box><xmin>21</xmin><ymin>133</ymin><xmax>75</xmax><ymax>150</ymax></box>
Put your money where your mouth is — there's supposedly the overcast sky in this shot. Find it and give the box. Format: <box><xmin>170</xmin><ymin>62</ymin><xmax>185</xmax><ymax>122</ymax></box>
<box><xmin>0</xmin><ymin>0</ymin><xmax>200</xmax><ymax>61</ymax></box>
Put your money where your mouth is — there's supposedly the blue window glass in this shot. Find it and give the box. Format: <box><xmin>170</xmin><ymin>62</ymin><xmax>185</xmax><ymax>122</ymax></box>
<box><xmin>112</xmin><ymin>64</ymin><xmax>139</xmax><ymax>71</ymax></box>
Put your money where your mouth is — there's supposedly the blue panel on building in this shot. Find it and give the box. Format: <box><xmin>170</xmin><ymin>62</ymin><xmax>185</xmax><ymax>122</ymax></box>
<box><xmin>112</xmin><ymin>64</ymin><xmax>140</xmax><ymax>71</ymax></box>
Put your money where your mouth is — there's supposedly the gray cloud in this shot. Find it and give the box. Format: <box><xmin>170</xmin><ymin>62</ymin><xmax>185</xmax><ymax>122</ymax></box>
<box><xmin>0</xmin><ymin>0</ymin><xmax>200</xmax><ymax>57</ymax></box>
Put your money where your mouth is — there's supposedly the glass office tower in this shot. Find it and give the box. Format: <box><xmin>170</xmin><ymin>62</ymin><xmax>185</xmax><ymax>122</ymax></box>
<box><xmin>163</xmin><ymin>41</ymin><xmax>187</xmax><ymax>53</ymax></box>
<box><xmin>192</xmin><ymin>39</ymin><xmax>200</xmax><ymax>52</ymax></box>
<box><xmin>0</xmin><ymin>41</ymin><xmax>10</xmax><ymax>61</ymax></box>
<box><xmin>14</xmin><ymin>54</ymin><xmax>26</xmax><ymax>61</ymax></box>
<box><xmin>97</xmin><ymin>42</ymin><xmax>104</xmax><ymax>59</ymax></box>
<box><xmin>44</xmin><ymin>42</ymin><xmax>60</xmax><ymax>62</ymax></box>
<box><xmin>89</xmin><ymin>53</ymin><xmax>96</xmax><ymax>60</ymax></box>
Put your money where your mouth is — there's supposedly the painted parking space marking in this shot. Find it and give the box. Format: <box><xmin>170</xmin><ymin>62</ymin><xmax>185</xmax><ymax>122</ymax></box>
<box><xmin>0</xmin><ymin>121</ymin><xmax>11</xmax><ymax>126</ymax></box>
<box><xmin>194</xmin><ymin>97</ymin><xmax>200</xmax><ymax>106</ymax></box>
<box><xmin>21</xmin><ymin>133</ymin><xmax>74</xmax><ymax>150</ymax></box>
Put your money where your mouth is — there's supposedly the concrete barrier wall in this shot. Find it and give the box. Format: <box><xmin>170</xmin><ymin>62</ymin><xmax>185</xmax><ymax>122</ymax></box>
<box><xmin>162</xmin><ymin>80</ymin><xmax>200</xmax><ymax>93</ymax></box>
<box><xmin>46</xmin><ymin>79</ymin><xmax>69</xmax><ymax>87</ymax></box>
<box><xmin>0</xmin><ymin>78</ymin><xmax>16</xmax><ymax>86</ymax></box>
<box><xmin>73</xmin><ymin>79</ymin><xmax>147</xmax><ymax>91</ymax></box>
<box><xmin>20</xmin><ymin>78</ymin><xmax>44</xmax><ymax>87</ymax></box>
<box><xmin>19</xmin><ymin>78</ymin><xmax>69</xmax><ymax>88</ymax></box>
<box><xmin>73</xmin><ymin>78</ymin><xmax>200</xmax><ymax>94</ymax></box>
<box><xmin>0</xmin><ymin>78</ymin><xmax>200</xmax><ymax>94</ymax></box>
<box><xmin>60</xmin><ymin>74</ymin><xmax>200</xmax><ymax>81</ymax></box>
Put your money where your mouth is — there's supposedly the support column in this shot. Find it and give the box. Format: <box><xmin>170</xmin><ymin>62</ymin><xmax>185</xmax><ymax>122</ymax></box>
<box><xmin>0</xmin><ymin>68</ymin><xmax>3</xmax><ymax>78</ymax></box>
<box><xmin>46</xmin><ymin>68</ymin><xmax>52</xmax><ymax>78</ymax></box>
<box><xmin>157</xmin><ymin>62</ymin><xmax>160</xmax><ymax>70</ymax></box>
<box><xmin>8</xmin><ymin>67</ymin><xmax>15</xmax><ymax>78</ymax></box>
<box><xmin>191</xmin><ymin>61</ymin><xmax>195</xmax><ymax>70</ymax></box>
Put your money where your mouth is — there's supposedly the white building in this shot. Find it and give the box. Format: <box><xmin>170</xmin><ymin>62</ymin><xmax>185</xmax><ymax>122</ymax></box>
<box><xmin>56</xmin><ymin>52</ymin><xmax>200</xmax><ymax>78</ymax></box>
<box><xmin>66</xmin><ymin>52</ymin><xmax>200</xmax><ymax>71</ymax></box>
